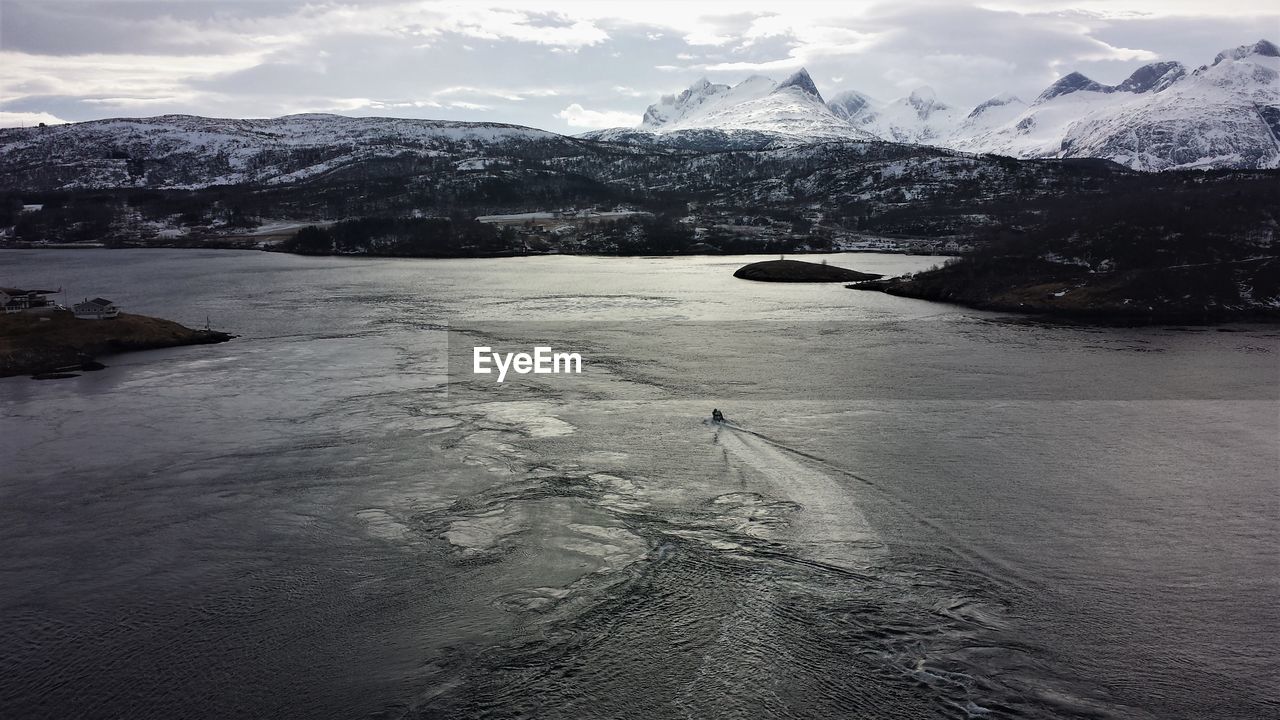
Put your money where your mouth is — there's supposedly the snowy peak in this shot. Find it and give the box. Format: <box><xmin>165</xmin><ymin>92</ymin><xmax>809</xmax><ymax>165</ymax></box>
<box><xmin>1116</xmin><ymin>61</ymin><xmax>1187</xmax><ymax>93</ymax></box>
<box><xmin>1197</xmin><ymin>39</ymin><xmax>1280</xmax><ymax>96</ymax></box>
<box><xmin>640</xmin><ymin>77</ymin><xmax>731</xmax><ymax>129</ymax></box>
<box><xmin>836</xmin><ymin>86</ymin><xmax>964</xmax><ymax>144</ymax></box>
<box><xmin>905</xmin><ymin>87</ymin><xmax>949</xmax><ymax>118</ymax></box>
<box><xmin>774</xmin><ymin>68</ymin><xmax>823</xmax><ymax>101</ymax></box>
<box><xmin>1213</xmin><ymin>38</ymin><xmax>1280</xmax><ymax>65</ymax></box>
<box><xmin>1033</xmin><ymin>60</ymin><xmax>1189</xmax><ymax>104</ymax></box>
<box><xmin>827</xmin><ymin>90</ymin><xmax>876</xmax><ymax>121</ymax></box>
<box><xmin>953</xmin><ymin>92</ymin><xmax>1027</xmax><ymax>140</ymax></box>
<box><xmin>1189</xmin><ymin>39</ymin><xmax>1279</xmax><ymax>90</ymax></box>
<box><xmin>908</xmin><ymin>87</ymin><xmax>936</xmax><ymax>104</ymax></box>
<box><xmin>1035</xmin><ymin>72</ymin><xmax>1108</xmax><ymax>104</ymax></box>
<box><xmin>732</xmin><ymin>75</ymin><xmax>780</xmax><ymax>95</ymax></box>
<box><xmin>615</xmin><ymin>70</ymin><xmax>872</xmax><ymax>145</ymax></box>
<box><xmin>678</xmin><ymin>77</ymin><xmax>721</xmax><ymax>102</ymax></box>
<box><xmin>967</xmin><ymin>93</ymin><xmax>1023</xmax><ymax>120</ymax></box>
<box><xmin>1254</xmin><ymin>38</ymin><xmax>1280</xmax><ymax>57</ymax></box>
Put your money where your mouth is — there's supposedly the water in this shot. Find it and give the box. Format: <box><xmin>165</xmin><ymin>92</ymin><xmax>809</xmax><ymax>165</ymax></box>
<box><xmin>1</xmin><ymin>250</ymin><xmax>1277</xmax><ymax>719</ymax></box>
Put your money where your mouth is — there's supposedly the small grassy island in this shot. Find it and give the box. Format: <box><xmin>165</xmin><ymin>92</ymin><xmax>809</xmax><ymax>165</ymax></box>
<box><xmin>734</xmin><ymin>259</ymin><xmax>884</xmax><ymax>283</ymax></box>
<box><xmin>0</xmin><ymin>311</ymin><xmax>232</xmax><ymax>379</ymax></box>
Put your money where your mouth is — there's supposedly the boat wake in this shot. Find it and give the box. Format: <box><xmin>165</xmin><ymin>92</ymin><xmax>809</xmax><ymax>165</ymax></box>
<box><xmin>711</xmin><ymin>420</ymin><xmax>882</xmax><ymax>568</ymax></box>
<box><xmin>404</xmin><ymin>410</ymin><xmax>1121</xmax><ymax>720</ymax></box>
<box><xmin>712</xmin><ymin>418</ymin><xmax>1036</xmax><ymax>593</ymax></box>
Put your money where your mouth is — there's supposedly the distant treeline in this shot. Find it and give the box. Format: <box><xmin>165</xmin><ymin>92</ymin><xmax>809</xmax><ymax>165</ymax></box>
<box><xmin>277</xmin><ymin>213</ymin><xmax>819</xmax><ymax>257</ymax></box>
<box><xmin>573</xmin><ymin>214</ymin><xmax>809</xmax><ymax>255</ymax></box>
<box><xmin>282</xmin><ymin>216</ymin><xmax>514</xmax><ymax>257</ymax></box>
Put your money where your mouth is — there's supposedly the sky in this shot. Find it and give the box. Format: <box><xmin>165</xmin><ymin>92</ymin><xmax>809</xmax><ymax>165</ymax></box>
<box><xmin>1</xmin><ymin>0</ymin><xmax>1277</xmax><ymax>131</ymax></box>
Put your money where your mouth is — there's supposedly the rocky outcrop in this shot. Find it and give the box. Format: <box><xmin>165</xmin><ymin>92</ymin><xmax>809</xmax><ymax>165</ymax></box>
<box><xmin>734</xmin><ymin>259</ymin><xmax>883</xmax><ymax>283</ymax></box>
<box><xmin>1</xmin><ymin>311</ymin><xmax>232</xmax><ymax>378</ymax></box>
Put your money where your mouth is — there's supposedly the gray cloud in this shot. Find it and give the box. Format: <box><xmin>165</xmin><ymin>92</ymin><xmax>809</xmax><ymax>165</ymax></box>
<box><xmin>0</xmin><ymin>0</ymin><xmax>312</xmax><ymax>56</ymax></box>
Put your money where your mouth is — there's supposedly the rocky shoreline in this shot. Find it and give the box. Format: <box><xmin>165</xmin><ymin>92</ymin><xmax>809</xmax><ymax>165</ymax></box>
<box><xmin>850</xmin><ymin>256</ymin><xmax>1280</xmax><ymax>324</ymax></box>
<box><xmin>1</xmin><ymin>311</ymin><xmax>233</xmax><ymax>379</ymax></box>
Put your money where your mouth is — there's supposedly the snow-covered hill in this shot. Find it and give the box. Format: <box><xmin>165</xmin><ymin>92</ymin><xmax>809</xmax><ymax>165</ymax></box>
<box><xmin>590</xmin><ymin>39</ymin><xmax>1279</xmax><ymax>170</ymax></box>
<box><xmin>0</xmin><ymin>113</ymin><xmax>601</xmax><ymax>190</ymax></box>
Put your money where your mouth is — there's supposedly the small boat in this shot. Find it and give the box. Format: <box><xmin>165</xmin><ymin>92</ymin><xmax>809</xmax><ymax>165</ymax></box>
<box><xmin>711</xmin><ymin>409</ymin><xmax>725</xmax><ymax>423</ymax></box>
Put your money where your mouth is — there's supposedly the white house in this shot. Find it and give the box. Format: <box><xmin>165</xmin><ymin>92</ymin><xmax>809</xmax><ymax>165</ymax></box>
<box><xmin>73</xmin><ymin>297</ymin><xmax>119</xmax><ymax>320</ymax></box>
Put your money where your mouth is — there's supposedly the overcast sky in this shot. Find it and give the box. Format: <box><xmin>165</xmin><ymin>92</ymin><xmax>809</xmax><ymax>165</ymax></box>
<box><xmin>1</xmin><ymin>0</ymin><xmax>1276</xmax><ymax>130</ymax></box>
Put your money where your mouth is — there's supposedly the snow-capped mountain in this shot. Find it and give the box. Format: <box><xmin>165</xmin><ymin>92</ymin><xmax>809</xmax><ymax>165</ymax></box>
<box><xmin>951</xmin><ymin>41</ymin><xmax>1280</xmax><ymax>169</ymax></box>
<box><xmin>584</xmin><ymin>69</ymin><xmax>875</xmax><ymax>148</ymax></box>
<box><xmin>952</xmin><ymin>93</ymin><xmax>1029</xmax><ymax>139</ymax></box>
<box><xmin>591</xmin><ymin>40</ymin><xmax>1279</xmax><ymax>170</ymax></box>
<box><xmin>831</xmin><ymin>87</ymin><xmax>965</xmax><ymax>144</ymax></box>
<box><xmin>638</xmin><ymin>75</ymin><xmax>772</xmax><ymax>129</ymax></box>
<box><xmin>826</xmin><ymin>90</ymin><xmax>876</xmax><ymax>123</ymax></box>
<box><xmin>4</xmin><ymin>39</ymin><xmax>1274</xmax><ymax>190</ymax></box>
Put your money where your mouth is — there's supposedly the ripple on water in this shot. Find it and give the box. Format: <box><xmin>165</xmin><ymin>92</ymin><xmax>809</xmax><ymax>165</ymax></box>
<box><xmin>441</xmin><ymin>506</ymin><xmax>526</xmax><ymax>557</ymax></box>
<box><xmin>403</xmin><ymin>405</ymin><xmax>1115</xmax><ymax>719</ymax></box>
<box><xmin>469</xmin><ymin>401</ymin><xmax>577</xmax><ymax>438</ymax></box>
<box><xmin>354</xmin><ymin>508</ymin><xmax>417</xmax><ymax>544</ymax></box>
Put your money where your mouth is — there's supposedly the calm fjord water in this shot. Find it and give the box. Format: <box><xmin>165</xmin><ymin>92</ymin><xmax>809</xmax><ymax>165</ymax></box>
<box><xmin>1</xmin><ymin>250</ymin><xmax>1277</xmax><ymax>719</ymax></box>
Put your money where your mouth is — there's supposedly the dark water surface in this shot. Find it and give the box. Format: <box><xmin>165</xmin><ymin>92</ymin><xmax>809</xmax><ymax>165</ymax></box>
<box><xmin>1</xmin><ymin>250</ymin><xmax>1277</xmax><ymax>719</ymax></box>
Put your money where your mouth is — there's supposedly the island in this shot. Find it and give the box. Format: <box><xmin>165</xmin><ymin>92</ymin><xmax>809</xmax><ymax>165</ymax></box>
<box><xmin>734</xmin><ymin>259</ymin><xmax>884</xmax><ymax>283</ymax></box>
<box><xmin>1</xmin><ymin>311</ymin><xmax>233</xmax><ymax>378</ymax></box>
<box><xmin>850</xmin><ymin>256</ymin><xmax>1280</xmax><ymax>323</ymax></box>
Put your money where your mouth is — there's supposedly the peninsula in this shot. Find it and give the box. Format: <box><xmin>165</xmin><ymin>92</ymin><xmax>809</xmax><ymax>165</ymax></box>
<box><xmin>0</xmin><ymin>311</ymin><xmax>232</xmax><ymax>378</ymax></box>
<box><xmin>851</xmin><ymin>256</ymin><xmax>1280</xmax><ymax>323</ymax></box>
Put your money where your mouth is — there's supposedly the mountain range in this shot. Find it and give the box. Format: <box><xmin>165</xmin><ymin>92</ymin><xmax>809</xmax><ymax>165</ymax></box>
<box><xmin>586</xmin><ymin>39</ymin><xmax>1280</xmax><ymax>171</ymax></box>
<box><xmin>0</xmin><ymin>39</ymin><xmax>1274</xmax><ymax>198</ymax></box>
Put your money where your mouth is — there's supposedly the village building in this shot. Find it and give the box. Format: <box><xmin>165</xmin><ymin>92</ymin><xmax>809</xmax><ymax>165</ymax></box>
<box><xmin>73</xmin><ymin>297</ymin><xmax>120</xmax><ymax>320</ymax></box>
<box><xmin>1</xmin><ymin>287</ymin><xmax>57</xmax><ymax>314</ymax></box>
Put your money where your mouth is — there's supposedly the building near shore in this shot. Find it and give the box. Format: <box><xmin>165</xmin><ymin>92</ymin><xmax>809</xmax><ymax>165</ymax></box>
<box><xmin>73</xmin><ymin>298</ymin><xmax>119</xmax><ymax>320</ymax></box>
<box><xmin>1</xmin><ymin>287</ymin><xmax>57</xmax><ymax>314</ymax></box>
